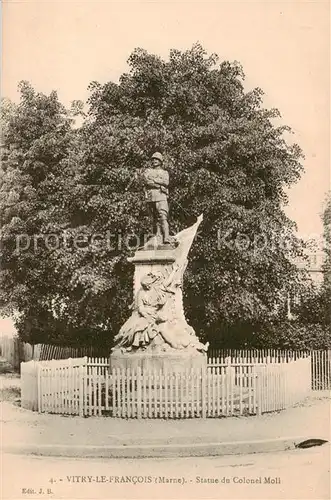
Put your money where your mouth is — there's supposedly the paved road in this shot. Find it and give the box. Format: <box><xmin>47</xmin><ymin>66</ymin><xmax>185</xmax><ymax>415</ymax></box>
<box><xmin>2</xmin><ymin>445</ymin><xmax>330</xmax><ymax>500</ymax></box>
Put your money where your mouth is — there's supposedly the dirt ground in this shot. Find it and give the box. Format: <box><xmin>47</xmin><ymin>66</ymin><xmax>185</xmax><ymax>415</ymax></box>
<box><xmin>1</xmin><ymin>374</ymin><xmax>330</xmax><ymax>449</ymax></box>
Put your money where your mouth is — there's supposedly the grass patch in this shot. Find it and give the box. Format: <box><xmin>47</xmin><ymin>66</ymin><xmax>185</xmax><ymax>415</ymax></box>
<box><xmin>0</xmin><ymin>386</ymin><xmax>21</xmax><ymax>403</ymax></box>
<box><xmin>0</xmin><ymin>374</ymin><xmax>21</xmax><ymax>403</ymax></box>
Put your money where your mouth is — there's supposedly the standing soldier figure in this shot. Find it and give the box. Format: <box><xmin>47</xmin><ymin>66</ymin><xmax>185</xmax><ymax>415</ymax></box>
<box><xmin>142</xmin><ymin>152</ymin><xmax>171</xmax><ymax>245</ymax></box>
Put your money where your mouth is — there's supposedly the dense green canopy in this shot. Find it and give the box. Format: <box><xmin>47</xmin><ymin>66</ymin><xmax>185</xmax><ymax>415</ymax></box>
<box><xmin>1</xmin><ymin>44</ymin><xmax>311</xmax><ymax>349</ymax></box>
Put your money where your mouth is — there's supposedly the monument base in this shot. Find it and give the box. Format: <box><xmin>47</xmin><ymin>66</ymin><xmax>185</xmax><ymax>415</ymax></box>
<box><xmin>110</xmin><ymin>349</ymin><xmax>207</xmax><ymax>374</ymax></box>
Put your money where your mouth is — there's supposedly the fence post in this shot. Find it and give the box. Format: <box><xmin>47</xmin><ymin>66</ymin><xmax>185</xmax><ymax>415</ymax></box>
<box><xmin>201</xmin><ymin>367</ymin><xmax>206</xmax><ymax>418</ymax></box>
<box><xmin>225</xmin><ymin>357</ymin><xmax>232</xmax><ymax>416</ymax></box>
<box><xmin>229</xmin><ymin>364</ymin><xmax>235</xmax><ymax>415</ymax></box>
<box><xmin>79</xmin><ymin>364</ymin><xmax>85</xmax><ymax>417</ymax></box>
<box><xmin>310</xmin><ymin>350</ymin><xmax>314</xmax><ymax>391</ymax></box>
<box><xmin>37</xmin><ymin>363</ymin><xmax>41</xmax><ymax>413</ymax></box>
<box><xmin>137</xmin><ymin>367</ymin><xmax>142</xmax><ymax>419</ymax></box>
<box><xmin>306</xmin><ymin>355</ymin><xmax>312</xmax><ymax>397</ymax></box>
<box><xmin>255</xmin><ymin>368</ymin><xmax>262</xmax><ymax>416</ymax></box>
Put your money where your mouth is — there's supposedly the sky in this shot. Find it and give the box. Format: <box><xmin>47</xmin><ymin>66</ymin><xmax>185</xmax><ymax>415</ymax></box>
<box><xmin>2</xmin><ymin>0</ymin><xmax>330</xmax><ymax>240</ymax></box>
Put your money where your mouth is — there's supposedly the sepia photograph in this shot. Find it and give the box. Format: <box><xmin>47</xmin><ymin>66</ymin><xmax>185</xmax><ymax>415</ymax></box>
<box><xmin>1</xmin><ymin>0</ymin><xmax>330</xmax><ymax>499</ymax></box>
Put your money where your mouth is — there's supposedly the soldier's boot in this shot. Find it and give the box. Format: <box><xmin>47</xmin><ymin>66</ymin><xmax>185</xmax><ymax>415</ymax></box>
<box><xmin>155</xmin><ymin>222</ymin><xmax>163</xmax><ymax>246</ymax></box>
<box><xmin>160</xmin><ymin>217</ymin><xmax>170</xmax><ymax>244</ymax></box>
<box><xmin>151</xmin><ymin>205</ymin><xmax>158</xmax><ymax>235</ymax></box>
<box><xmin>155</xmin><ymin>222</ymin><xmax>162</xmax><ymax>238</ymax></box>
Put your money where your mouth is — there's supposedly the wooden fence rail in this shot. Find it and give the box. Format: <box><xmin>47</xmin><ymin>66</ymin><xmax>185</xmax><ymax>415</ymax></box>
<box><xmin>208</xmin><ymin>349</ymin><xmax>331</xmax><ymax>391</ymax></box>
<box><xmin>208</xmin><ymin>348</ymin><xmax>310</xmax><ymax>361</ymax></box>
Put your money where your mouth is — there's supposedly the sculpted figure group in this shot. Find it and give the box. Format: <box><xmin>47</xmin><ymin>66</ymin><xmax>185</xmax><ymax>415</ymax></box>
<box><xmin>114</xmin><ymin>266</ymin><xmax>207</xmax><ymax>353</ymax></box>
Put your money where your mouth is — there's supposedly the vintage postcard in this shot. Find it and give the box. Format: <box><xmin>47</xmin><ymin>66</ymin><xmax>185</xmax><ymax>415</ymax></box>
<box><xmin>1</xmin><ymin>0</ymin><xmax>330</xmax><ymax>499</ymax></box>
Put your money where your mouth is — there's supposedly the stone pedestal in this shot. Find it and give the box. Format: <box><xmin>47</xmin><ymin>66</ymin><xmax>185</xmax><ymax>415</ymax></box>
<box><xmin>110</xmin><ymin>215</ymin><xmax>207</xmax><ymax>372</ymax></box>
<box><xmin>110</xmin><ymin>350</ymin><xmax>207</xmax><ymax>374</ymax></box>
<box><xmin>128</xmin><ymin>246</ymin><xmax>176</xmax><ymax>296</ymax></box>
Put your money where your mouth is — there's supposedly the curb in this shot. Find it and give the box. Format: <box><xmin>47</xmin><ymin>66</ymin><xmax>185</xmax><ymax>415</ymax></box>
<box><xmin>3</xmin><ymin>436</ymin><xmax>327</xmax><ymax>459</ymax></box>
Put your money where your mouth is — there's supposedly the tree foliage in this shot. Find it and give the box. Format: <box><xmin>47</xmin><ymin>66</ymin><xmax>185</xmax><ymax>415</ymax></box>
<box><xmin>321</xmin><ymin>193</ymin><xmax>331</xmax><ymax>292</ymax></box>
<box><xmin>294</xmin><ymin>194</ymin><xmax>331</xmax><ymax>330</ymax></box>
<box><xmin>1</xmin><ymin>45</ymin><xmax>308</xmax><ymax>348</ymax></box>
<box><xmin>0</xmin><ymin>83</ymin><xmax>82</xmax><ymax>343</ymax></box>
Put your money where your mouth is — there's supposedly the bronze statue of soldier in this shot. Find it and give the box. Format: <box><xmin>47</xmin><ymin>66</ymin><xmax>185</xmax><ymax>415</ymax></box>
<box><xmin>142</xmin><ymin>152</ymin><xmax>171</xmax><ymax>245</ymax></box>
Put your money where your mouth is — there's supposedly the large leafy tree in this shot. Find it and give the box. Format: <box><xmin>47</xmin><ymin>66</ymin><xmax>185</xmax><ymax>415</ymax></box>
<box><xmin>1</xmin><ymin>45</ymin><xmax>307</xmax><ymax>348</ymax></box>
<box><xmin>0</xmin><ymin>83</ymin><xmax>83</xmax><ymax>344</ymax></box>
<box><xmin>74</xmin><ymin>44</ymin><xmax>305</xmax><ymax>346</ymax></box>
<box><xmin>0</xmin><ymin>83</ymin><xmax>135</xmax><ymax>348</ymax></box>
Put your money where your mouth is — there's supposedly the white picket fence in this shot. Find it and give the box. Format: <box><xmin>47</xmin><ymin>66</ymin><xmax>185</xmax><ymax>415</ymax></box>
<box><xmin>209</xmin><ymin>349</ymin><xmax>331</xmax><ymax>391</ymax></box>
<box><xmin>0</xmin><ymin>336</ymin><xmax>98</xmax><ymax>368</ymax></box>
<box><xmin>255</xmin><ymin>357</ymin><xmax>312</xmax><ymax>412</ymax></box>
<box><xmin>311</xmin><ymin>350</ymin><xmax>331</xmax><ymax>390</ymax></box>
<box><xmin>21</xmin><ymin>355</ymin><xmax>312</xmax><ymax>418</ymax></box>
<box><xmin>21</xmin><ymin>358</ymin><xmax>87</xmax><ymax>414</ymax></box>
